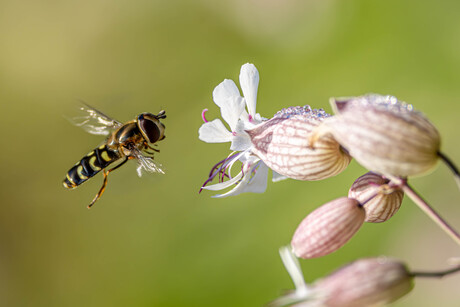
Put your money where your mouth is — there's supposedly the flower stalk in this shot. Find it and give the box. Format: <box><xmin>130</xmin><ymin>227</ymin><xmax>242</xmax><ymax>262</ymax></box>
<box><xmin>410</xmin><ymin>265</ymin><xmax>460</xmax><ymax>278</ymax></box>
<box><xmin>437</xmin><ymin>151</ymin><xmax>460</xmax><ymax>191</ymax></box>
<box><xmin>389</xmin><ymin>176</ymin><xmax>460</xmax><ymax>247</ymax></box>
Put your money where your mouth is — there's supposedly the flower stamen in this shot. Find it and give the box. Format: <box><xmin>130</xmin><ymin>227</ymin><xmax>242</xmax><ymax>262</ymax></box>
<box><xmin>200</xmin><ymin>152</ymin><xmax>241</xmax><ymax>192</ymax></box>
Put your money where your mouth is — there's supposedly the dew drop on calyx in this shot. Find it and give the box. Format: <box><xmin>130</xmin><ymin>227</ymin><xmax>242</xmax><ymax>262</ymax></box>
<box><xmin>357</xmin><ymin>94</ymin><xmax>419</xmax><ymax>115</ymax></box>
<box><xmin>274</xmin><ymin>105</ymin><xmax>331</xmax><ymax>120</ymax></box>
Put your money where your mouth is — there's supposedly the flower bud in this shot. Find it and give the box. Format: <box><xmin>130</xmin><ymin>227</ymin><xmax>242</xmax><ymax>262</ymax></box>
<box><xmin>246</xmin><ymin>106</ymin><xmax>351</xmax><ymax>181</ymax></box>
<box><xmin>291</xmin><ymin>197</ymin><xmax>365</xmax><ymax>259</ymax></box>
<box><xmin>320</xmin><ymin>94</ymin><xmax>440</xmax><ymax>177</ymax></box>
<box><xmin>348</xmin><ymin>172</ymin><xmax>404</xmax><ymax>223</ymax></box>
<box><xmin>312</xmin><ymin>258</ymin><xmax>414</xmax><ymax>307</ymax></box>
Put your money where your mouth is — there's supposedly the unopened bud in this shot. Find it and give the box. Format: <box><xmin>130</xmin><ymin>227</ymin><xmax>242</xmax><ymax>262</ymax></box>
<box><xmin>247</xmin><ymin>106</ymin><xmax>351</xmax><ymax>181</ymax></box>
<box><xmin>291</xmin><ymin>197</ymin><xmax>364</xmax><ymax>259</ymax></box>
<box><xmin>348</xmin><ymin>172</ymin><xmax>404</xmax><ymax>223</ymax></box>
<box><xmin>312</xmin><ymin>258</ymin><xmax>414</xmax><ymax>307</ymax></box>
<box><xmin>318</xmin><ymin>94</ymin><xmax>440</xmax><ymax>178</ymax></box>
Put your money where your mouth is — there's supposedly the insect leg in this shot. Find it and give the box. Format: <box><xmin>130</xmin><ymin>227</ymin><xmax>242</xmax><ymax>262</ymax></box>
<box><xmin>87</xmin><ymin>157</ymin><xmax>129</xmax><ymax>209</ymax></box>
<box><xmin>144</xmin><ymin>142</ymin><xmax>160</xmax><ymax>153</ymax></box>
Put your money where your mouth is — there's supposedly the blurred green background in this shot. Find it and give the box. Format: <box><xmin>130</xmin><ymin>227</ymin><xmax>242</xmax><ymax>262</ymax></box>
<box><xmin>1</xmin><ymin>0</ymin><xmax>460</xmax><ymax>306</ymax></box>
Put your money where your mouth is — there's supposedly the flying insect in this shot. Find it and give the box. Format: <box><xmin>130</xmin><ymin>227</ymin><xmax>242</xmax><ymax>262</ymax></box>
<box><xmin>63</xmin><ymin>104</ymin><xmax>166</xmax><ymax>208</ymax></box>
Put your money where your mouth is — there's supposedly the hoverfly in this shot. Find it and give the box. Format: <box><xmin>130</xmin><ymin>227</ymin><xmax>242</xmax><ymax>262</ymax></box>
<box><xmin>63</xmin><ymin>104</ymin><xmax>166</xmax><ymax>208</ymax></box>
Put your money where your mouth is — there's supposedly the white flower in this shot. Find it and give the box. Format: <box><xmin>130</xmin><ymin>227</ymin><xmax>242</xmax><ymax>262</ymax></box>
<box><xmin>198</xmin><ymin>63</ymin><xmax>285</xmax><ymax>197</ymax></box>
<box><xmin>269</xmin><ymin>247</ymin><xmax>413</xmax><ymax>307</ymax></box>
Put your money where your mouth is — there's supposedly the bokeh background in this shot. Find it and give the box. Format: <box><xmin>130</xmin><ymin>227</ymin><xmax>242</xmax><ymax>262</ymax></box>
<box><xmin>1</xmin><ymin>0</ymin><xmax>460</xmax><ymax>306</ymax></box>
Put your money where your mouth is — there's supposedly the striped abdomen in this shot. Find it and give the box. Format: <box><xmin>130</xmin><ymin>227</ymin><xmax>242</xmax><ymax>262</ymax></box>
<box><xmin>63</xmin><ymin>144</ymin><xmax>120</xmax><ymax>189</ymax></box>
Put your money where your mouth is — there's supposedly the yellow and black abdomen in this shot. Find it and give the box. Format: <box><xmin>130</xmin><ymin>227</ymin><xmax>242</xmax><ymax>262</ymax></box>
<box><xmin>63</xmin><ymin>145</ymin><xmax>120</xmax><ymax>189</ymax></box>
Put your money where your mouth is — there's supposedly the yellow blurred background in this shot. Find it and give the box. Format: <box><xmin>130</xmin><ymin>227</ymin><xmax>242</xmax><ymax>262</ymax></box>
<box><xmin>1</xmin><ymin>0</ymin><xmax>459</xmax><ymax>306</ymax></box>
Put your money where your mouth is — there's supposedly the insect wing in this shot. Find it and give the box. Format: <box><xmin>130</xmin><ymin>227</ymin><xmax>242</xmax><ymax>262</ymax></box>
<box><xmin>131</xmin><ymin>149</ymin><xmax>165</xmax><ymax>177</ymax></box>
<box><xmin>69</xmin><ymin>103</ymin><xmax>124</xmax><ymax>136</ymax></box>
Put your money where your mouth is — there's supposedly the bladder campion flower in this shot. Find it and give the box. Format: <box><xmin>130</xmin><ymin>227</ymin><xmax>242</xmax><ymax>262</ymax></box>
<box><xmin>198</xmin><ymin>63</ymin><xmax>286</xmax><ymax>197</ymax></box>
<box><xmin>348</xmin><ymin>172</ymin><xmax>404</xmax><ymax>223</ymax></box>
<box><xmin>309</xmin><ymin>257</ymin><xmax>413</xmax><ymax>307</ymax></box>
<box><xmin>291</xmin><ymin>197</ymin><xmax>365</xmax><ymax>259</ymax></box>
<box><xmin>247</xmin><ymin>106</ymin><xmax>351</xmax><ymax>181</ymax></box>
<box><xmin>311</xmin><ymin>94</ymin><xmax>440</xmax><ymax>178</ymax></box>
<box><xmin>269</xmin><ymin>247</ymin><xmax>414</xmax><ymax>307</ymax></box>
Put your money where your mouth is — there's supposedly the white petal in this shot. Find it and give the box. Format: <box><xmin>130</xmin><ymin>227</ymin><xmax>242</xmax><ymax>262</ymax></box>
<box><xmin>239</xmin><ymin>110</ymin><xmax>265</xmax><ymax>126</ymax></box>
<box><xmin>266</xmin><ymin>247</ymin><xmax>312</xmax><ymax>307</ymax></box>
<box><xmin>253</xmin><ymin>113</ymin><xmax>265</xmax><ymax>123</ymax></box>
<box><xmin>202</xmin><ymin>173</ymin><xmax>243</xmax><ymax>191</ymax></box>
<box><xmin>230</xmin><ymin>121</ymin><xmax>253</xmax><ymax>151</ymax></box>
<box><xmin>279</xmin><ymin>246</ymin><xmax>309</xmax><ymax>293</ymax></box>
<box><xmin>239</xmin><ymin>63</ymin><xmax>259</xmax><ymax>117</ymax></box>
<box><xmin>213</xmin><ymin>162</ymin><xmax>269</xmax><ymax>198</ymax></box>
<box><xmin>220</xmin><ymin>97</ymin><xmax>245</xmax><ymax>131</ymax></box>
<box><xmin>212</xmin><ymin>79</ymin><xmax>245</xmax><ymax>130</ymax></box>
<box><xmin>243</xmin><ymin>162</ymin><xmax>269</xmax><ymax>193</ymax></box>
<box><xmin>230</xmin><ymin>134</ymin><xmax>252</xmax><ymax>151</ymax></box>
<box><xmin>212</xmin><ymin>79</ymin><xmax>241</xmax><ymax>108</ymax></box>
<box><xmin>239</xmin><ymin>108</ymin><xmax>250</xmax><ymax>122</ymax></box>
<box><xmin>212</xmin><ymin>184</ymin><xmax>244</xmax><ymax>198</ymax></box>
<box><xmin>272</xmin><ymin>171</ymin><xmax>289</xmax><ymax>182</ymax></box>
<box><xmin>198</xmin><ymin>119</ymin><xmax>232</xmax><ymax>143</ymax></box>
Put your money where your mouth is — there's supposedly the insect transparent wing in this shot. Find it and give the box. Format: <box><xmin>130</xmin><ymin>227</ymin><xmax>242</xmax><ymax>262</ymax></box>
<box><xmin>68</xmin><ymin>103</ymin><xmax>124</xmax><ymax>136</ymax></box>
<box><xmin>131</xmin><ymin>149</ymin><xmax>165</xmax><ymax>177</ymax></box>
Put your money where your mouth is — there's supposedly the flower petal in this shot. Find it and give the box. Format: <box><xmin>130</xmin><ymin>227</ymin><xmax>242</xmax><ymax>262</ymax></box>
<box><xmin>267</xmin><ymin>247</ymin><xmax>312</xmax><ymax>307</ymax></box>
<box><xmin>212</xmin><ymin>79</ymin><xmax>241</xmax><ymax>108</ymax></box>
<box><xmin>244</xmin><ymin>162</ymin><xmax>269</xmax><ymax>193</ymax></box>
<box><xmin>230</xmin><ymin>134</ymin><xmax>252</xmax><ymax>151</ymax></box>
<box><xmin>239</xmin><ymin>63</ymin><xmax>259</xmax><ymax>117</ymax></box>
<box><xmin>272</xmin><ymin>171</ymin><xmax>288</xmax><ymax>182</ymax></box>
<box><xmin>202</xmin><ymin>172</ymin><xmax>243</xmax><ymax>191</ymax></box>
<box><xmin>253</xmin><ymin>113</ymin><xmax>265</xmax><ymax>123</ymax></box>
<box><xmin>220</xmin><ymin>97</ymin><xmax>245</xmax><ymax>131</ymax></box>
<box><xmin>212</xmin><ymin>79</ymin><xmax>245</xmax><ymax>131</ymax></box>
<box><xmin>213</xmin><ymin>161</ymin><xmax>269</xmax><ymax>198</ymax></box>
<box><xmin>198</xmin><ymin>119</ymin><xmax>233</xmax><ymax>143</ymax></box>
<box><xmin>230</xmin><ymin>120</ymin><xmax>253</xmax><ymax>151</ymax></box>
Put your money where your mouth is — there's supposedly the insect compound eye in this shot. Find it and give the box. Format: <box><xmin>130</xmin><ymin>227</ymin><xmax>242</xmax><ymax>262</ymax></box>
<box><xmin>139</xmin><ymin>116</ymin><xmax>161</xmax><ymax>143</ymax></box>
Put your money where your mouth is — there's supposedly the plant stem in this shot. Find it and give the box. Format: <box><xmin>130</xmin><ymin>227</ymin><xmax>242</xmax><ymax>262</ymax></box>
<box><xmin>411</xmin><ymin>265</ymin><xmax>460</xmax><ymax>278</ymax></box>
<box><xmin>438</xmin><ymin>151</ymin><xmax>460</xmax><ymax>191</ymax></box>
<box><xmin>392</xmin><ymin>178</ymin><xmax>460</xmax><ymax>247</ymax></box>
